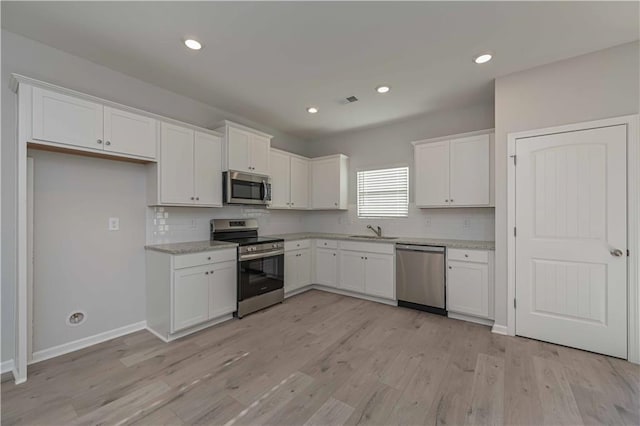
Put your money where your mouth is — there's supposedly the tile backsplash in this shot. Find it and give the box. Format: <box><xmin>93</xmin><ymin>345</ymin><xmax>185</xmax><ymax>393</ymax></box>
<box><xmin>146</xmin><ymin>206</ymin><xmax>307</xmax><ymax>244</ymax></box>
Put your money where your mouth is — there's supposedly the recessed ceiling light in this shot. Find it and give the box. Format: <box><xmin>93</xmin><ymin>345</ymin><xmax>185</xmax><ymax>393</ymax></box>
<box><xmin>184</xmin><ymin>39</ymin><xmax>202</xmax><ymax>50</ymax></box>
<box><xmin>307</xmin><ymin>106</ymin><xmax>319</xmax><ymax>114</ymax></box>
<box><xmin>376</xmin><ymin>85</ymin><xmax>391</xmax><ymax>94</ymax></box>
<box><xmin>474</xmin><ymin>53</ymin><xmax>492</xmax><ymax>64</ymax></box>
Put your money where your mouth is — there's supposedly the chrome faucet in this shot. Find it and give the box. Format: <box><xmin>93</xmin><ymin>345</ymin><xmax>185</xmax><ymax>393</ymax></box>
<box><xmin>367</xmin><ymin>225</ymin><xmax>382</xmax><ymax>237</ymax></box>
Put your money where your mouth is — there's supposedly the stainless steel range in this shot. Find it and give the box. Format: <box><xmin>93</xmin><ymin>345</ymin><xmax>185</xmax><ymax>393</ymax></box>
<box><xmin>211</xmin><ymin>219</ymin><xmax>284</xmax><ymax>318</ymax></box>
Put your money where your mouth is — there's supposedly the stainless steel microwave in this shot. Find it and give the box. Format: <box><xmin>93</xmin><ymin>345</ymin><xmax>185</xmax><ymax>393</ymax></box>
<box><xmin>223</xmin><ymin>171</ymin><xmax>272</xmax><ymax>205</ymax></box>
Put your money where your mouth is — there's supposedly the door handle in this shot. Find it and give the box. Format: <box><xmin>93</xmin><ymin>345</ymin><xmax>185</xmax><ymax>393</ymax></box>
<box><xmin>610</xmin><ymin>248</ymin><xmax>624</xmax><ymax>257</ymax></box>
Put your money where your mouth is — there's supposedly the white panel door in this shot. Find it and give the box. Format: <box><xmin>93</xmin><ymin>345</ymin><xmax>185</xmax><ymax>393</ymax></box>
<box><xmin>284</xmin><ymin>251</ymin><xmax>299</xmax><ymax>293</ymax></box>
<box><xmin>515</xmin><ymin>125</ymin><xmax>627</xmax><ymax>358</ymax></box>
<box><xmin>103</xmin><ymin>107</ymin><xmax>157</xmax><ymax>159</ymax></box>
<box><xmin>194</xmin><ymin>132</ymin><xmax>222</xmax><ymax>206</ymax></box>
<box><xmin>315</xmin><ymin>248</ymin><xmax>338</xmax><ymax>287</ymax></box>
<box><xmin>364</xmin><ymin>253</ymin><xmax>395</xmax><ymax>299</ymax></box>
<box><xmin>290</xmin><ymin>157</ymin><xmax>309</xmax><ymax>209</ymax></box>
<box><xmin>414</xmin><ymin>141</ymin><xmax>450</xmax><ymax>207</ymax></box>
<box><xmin>249</xmin><ymin>134</ymin><xmax>271</xmax><ymax>175</ymax></box>
<box><xmin>298</xmin><ymin>249</ymin><xmax>312</xmax><ymax>288</ymax></box>
<box><xmin>449</xmin><ymin>135</ymin><xmax>489</xmax><ymax>206</ymax></box>
<box><xmin>208</xmin><ymin>260</ymin><xmax>237</xmax><ymax>318</ymax></box>
<box><xmin>269</xmin><ymin>150</ymin><xmax>291</xmax><ymax>208</ymax></box>
<box><xmin>173</xmin><ymin>266</ymin><xmax>209</xmax><ymax>332</ymax></box>
<box><xmin>160</xmin><ymin>122</ymin><xmax>194</xmax><ymax>204</ymax></box>
<box><xmin>339</xmin><ymin>251</ymin><xmax>365</xmax><ymax>293</ymax></box>
<box><xmin>311</xmin><ymin>158</ymin><xmax>339</xmax><ymax>209</ymax></box>
<box><xmin>227</xmin><ymin>127</ymin><xmax>251</xmax><ymax>172</ymax></box>
<box><xmin>32</xmin><ymin>87</ymin><xmax>103</xmax><ymax>150</ymax></box>
<box><xmin>447</xmin><ymin>261</ymin><xmax>489</xmax><ymax>318</ymax></box>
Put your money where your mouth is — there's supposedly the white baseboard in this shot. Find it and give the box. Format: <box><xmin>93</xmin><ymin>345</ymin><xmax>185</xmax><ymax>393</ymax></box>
<box><xmin>448</xmin><ymin>311</ymin><xmax>494</xmax><ymax>327</ymax></box>
<box><xmin>30</xmin><ymin>321</ymin><xmax>147</xmax><ymax>364</ymax></box>
<box><xmin>284</xmin><ymin>285</ymin><xmax>313</xmax><ymax>299</ymax></box>
<box><xmin>1</xmin><ymin>359</ymin><xmax>15</xmax><ymax>374</ymax></box>
<box><xmin>491</xmin><ymin>324</ymin><xmax>508</xmax><ymax>335</ymax></box>
<box><xmin>312</xmin><ymin>285</ymin><xmax>398</xmax><ymax>306</ymax></box>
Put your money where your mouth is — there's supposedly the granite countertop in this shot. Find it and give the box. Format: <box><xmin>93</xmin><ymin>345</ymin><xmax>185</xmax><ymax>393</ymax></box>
<box><xmin>265</xmin><ymin>232</ymin><xmax>495</xmax><ymax>250</ymax></box>
<box><xmin>145</xmin><ymin>240</ymin><xmax>238</xmax><ymax>255</ymax></box>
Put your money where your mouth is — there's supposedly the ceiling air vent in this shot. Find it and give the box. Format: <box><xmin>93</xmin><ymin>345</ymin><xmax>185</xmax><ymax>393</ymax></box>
<box><xmin>346</xmin><ymin>96</ymin><xmax>358</xmax><ymax>103</ymax></box>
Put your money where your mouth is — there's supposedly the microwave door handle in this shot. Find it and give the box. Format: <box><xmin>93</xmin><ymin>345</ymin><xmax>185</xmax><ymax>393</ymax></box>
<box><xmin>262</xmin><ymin>180</ymin><xmax>267</xmax><ymax>201</ymax></box>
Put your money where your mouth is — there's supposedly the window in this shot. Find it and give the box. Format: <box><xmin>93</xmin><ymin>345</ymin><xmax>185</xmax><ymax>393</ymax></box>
<box><xmin>357</xmin><ymin>166</ymin><xmax>409</xmax><ymax>218</ymax></box>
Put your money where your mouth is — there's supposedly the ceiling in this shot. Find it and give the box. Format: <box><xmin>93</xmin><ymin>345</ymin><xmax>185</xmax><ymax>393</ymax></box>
<box><xmin>2</xmin><ymin>2</ymin><xmax>638</xmax><ymax>139</ymax></box>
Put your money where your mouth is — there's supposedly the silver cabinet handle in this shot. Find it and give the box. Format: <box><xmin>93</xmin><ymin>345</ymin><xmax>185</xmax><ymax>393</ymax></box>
<box><xmin>190</xmin><ymin>197</ymin><xmax>195</xmax><ymax>200</ymax></box>
<box><xmin>450</xmin><ymin>199</ymin><xmax>454</xmax><ymax>202</ymax></box>
<box><xmin>333</xmin><ymin>253</ymin><xmax>336</xmax><ymax>256</ymax></box>
<box><xmin>210</xmin><ymin>270</ymin><xmax>214</xmax><ymax>274</ymax></box>
<box><xmin>334</xmin><ymin>202</ymin><xmax>338</xmax><ymax>206</ymax></box>
<box><xmin>196</xmin><ymin>197</ymin><xmax>200</xmax><ymax>201</ymax></box>
<box><xmin>97</xmin><ymin>139</ymin><xmax>103</xmax><ymax>144</ymax></box>
<box><xmin>205</xmin><ymin>271</ymin><xmax>209</xmax><ymax>275</ymax></box>
<box><xmin>105</xmin><ymin>141</ymin><xmax>111</xmax><ymax>146</ymax></box>
<box><xmin>611</xmin><ymin>249</ymin><xmax>624</xmax><ymax>257</ymax></box>
<box><xmin>207</xmin><ymin>256</ymin><xmax>211</xmax><ymax>260</ymax></box>
<box><xmin>445</xmin><ymin>199</ymin><xmax>449</xmax><ymax>203</ymax></box>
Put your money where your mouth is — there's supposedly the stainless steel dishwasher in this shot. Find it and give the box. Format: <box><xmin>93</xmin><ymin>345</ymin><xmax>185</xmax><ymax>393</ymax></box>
<box><xmin>396</xmin><ymin>244</ymin><xmax>446</xmax><ymax>315</ymax></box>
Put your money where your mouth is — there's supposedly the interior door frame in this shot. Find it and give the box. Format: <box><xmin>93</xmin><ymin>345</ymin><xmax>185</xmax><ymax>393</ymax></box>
<box><xmin>507</xmin><ymin>114</ymin><xmax>639</xmax><ymax>363</ymax></box>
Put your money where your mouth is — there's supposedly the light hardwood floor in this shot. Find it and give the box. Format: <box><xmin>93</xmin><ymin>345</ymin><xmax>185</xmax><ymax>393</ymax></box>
<box><xmin>2</xmin><ymin>290</ymin><xmax>639</xmax><ymax>425</ymax></box>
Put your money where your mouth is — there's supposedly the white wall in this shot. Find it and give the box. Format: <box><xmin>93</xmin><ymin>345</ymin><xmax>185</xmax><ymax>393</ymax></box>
<box><xmin>1</xmin><ymin>30</ymin><xmax>309</xmax><ymax>362</ymax></box>
<box><xmin>493</xmin><ymin>41</ymin><xmax>640</xmax><ymax>328</ymax></box>
<box><xmin>305</xmin><ymin>103</ymin><xmax>495</xmax><ymax>240</ymax></box>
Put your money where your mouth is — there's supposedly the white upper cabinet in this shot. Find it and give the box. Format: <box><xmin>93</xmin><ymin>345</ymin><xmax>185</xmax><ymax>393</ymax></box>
<box><xmin>30</xmin><ymin>85</ymin><xmax>158</xmax><ymax>160</ymax></box>
<box><xmin>152</xmin><ymin>122</ymin><xmax>222</xmax><ymax>207</ymax></box>
<box><xmin>217</xmin><ymin>121</ymin><xmax>272</xmax><ymax>175</ymax></box>
<box><xmin>449</xmin><ymin>135</ymin><xmax>490</xmax><ymax>206</ymax></box>
<box><xmin>290</xmin><ymin>156</ymin><xmax>309</xmax><ymax>208</ymax></box>
<box><xmin>414</xmin><ymin>141</ymin><xmax>450</xmax><ymax>207</ymax></box>
<box><xmin>32</xmin><ymin>86</ymin><xmax>103</xmax><ymax>150</ymax></box>
<box><xmin>194</xmin><ymin>131</ymin><xmax>223</xmax><ymax>207</ymax></box>
<box><xmin>310</xmin><ymin>154</ymin><xmax>349</xmax><ymax>210</ymax></box>
<box><xmin>414</xmin><ymin>131</ymin><xmax>493</xmax><ymax>208</ymax></box>
<box><xmin>103</xmin><ymin>106</ymin><xmax>157</xmax><ymax>159</ymax></box>
<box><xmin>159</xmin><ymin>123</ymin><xmax>195</xmax><ymax>205</ymax></box>
<box><xmin>269</xmin><ymin>149</ymin><xmax>309</xmax><ymax>210</ymax></box>
<box><xmin>269</xmin><ymin>149</ymin><xmax>292</xmax><ymax>208</ymax></box>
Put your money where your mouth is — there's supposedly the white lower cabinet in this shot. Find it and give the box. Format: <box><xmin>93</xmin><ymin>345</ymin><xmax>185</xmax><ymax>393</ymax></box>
<box><xmin>146</xmin><ymin>248</ymin><xmax>237</xmax><ymax>341</ymax></box>
<box><xmin>446</xmin><ymin>248</ymin><xmax>493</xmax><ymax>320</ymax></box>
<box><xmin>339</xmin><ymin>251</ymin><xmax>366</xmax><ymax>293</ymax></box>
<box><xmin>364</xmin><ymin>253</ymin><xmax>395</xmax><ymax>299</ymax></box>
<box><xmin>315</xmin><ymin>247</ymin><xmax>338</xmax><ymax>286</ymax></box>
<box><xmin>285</xmin><ymin>241</ymin><xmax>312</xmax><ymax>293</ymax></box>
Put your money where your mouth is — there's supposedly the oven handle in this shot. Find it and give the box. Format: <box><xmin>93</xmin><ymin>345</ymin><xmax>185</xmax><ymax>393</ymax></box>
<box><xmin>239</xmin><ymin>249</ymin><xmax>284</xmax><ymax>261</ymax></box>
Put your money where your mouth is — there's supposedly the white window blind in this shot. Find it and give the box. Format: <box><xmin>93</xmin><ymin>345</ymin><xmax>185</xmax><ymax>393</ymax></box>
<box><xmin>357</xmin><ymin>166</ymin><xmax>409</xmax><ymax>218</ymax></box>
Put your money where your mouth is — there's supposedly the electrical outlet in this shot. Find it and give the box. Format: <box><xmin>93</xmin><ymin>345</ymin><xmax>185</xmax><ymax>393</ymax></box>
<box><xmin>108</xmin><ymin>217</ymin><xmax>120</xmax><ymax>231</ymax></box>
<box><xmin>463</xmin><ymin>217</ymin><xmax>472</xmax><ymax>229</ymax></box>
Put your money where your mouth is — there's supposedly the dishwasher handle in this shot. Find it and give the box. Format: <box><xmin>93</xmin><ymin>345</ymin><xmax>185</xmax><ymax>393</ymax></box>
<box><xmin>396</xmin><ymin>244</ymin><xmax>445</xmax><ymax>253</ymax></box>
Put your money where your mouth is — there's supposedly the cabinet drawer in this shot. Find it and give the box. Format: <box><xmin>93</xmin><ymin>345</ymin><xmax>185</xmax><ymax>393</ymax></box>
<box><xmin>285</xmin><ymin>239</ymin><xmax>311</xmax><ymax>251</ymax></box>
<box><xmin>339</xmin><ymin>241</ymin><xmax>395</xmax><ymax>255</ymax></box>
<box><xmin>315</xmin><ymin>239</ymin><xmax>338</xmax><ymax>249</ymax></box>
<box><xmin>174</xmin><ymin>249</ymin><xmax>236</xmax><ymax>269</ymax></box>
<box><xmin>447</xmin><ymin>248</ymin><xmax>488</xmax><ymax>263</ymax></box>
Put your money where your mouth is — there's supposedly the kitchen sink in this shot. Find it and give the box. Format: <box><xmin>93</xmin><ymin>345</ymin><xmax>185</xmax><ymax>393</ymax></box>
<box><xmin>349</xmin><ymin>235</ymin><xmax>398</xmax><ymax>240</ymax></box>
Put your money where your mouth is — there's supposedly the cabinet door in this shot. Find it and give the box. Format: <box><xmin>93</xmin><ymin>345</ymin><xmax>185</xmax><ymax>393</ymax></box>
<box><xmin>449</xmin><ymin>135</ymin><xmax>490</xmax><ymax>206</ymax></box>
<box><xmin>269</xmin><ymin>150</ymin><xmax>291</xmax><ymax>208</ymax></box>
<box><xmin>447</xmin><ymin>261</ymin><xmax>489</xmax><ymax>318</ymax></box>
<box><xmin>249</xmin><ymin>134</ymin><xmax>271</xmax><ymax>175</ymax></box>
<box><xmin>160</xmin><ymin>123</ymin><xmax>195</xmax><ymax>204</ymax></box>
<box><xmin>208</xmin><ymin>260</ymin><xmax>237</xmax><ymax>319</ymax></box>
<box><xmin>173</xmin><ymin>266</ymin><xmax>209</xmax><ymax>332</ymax></box>
<box><xmin>311</xmin><ymin>158</ymin><xmax>339</xmax><ymax>209</ymax></box>
<box><xmin>227</xmin><ymin>127</ymin><xmax>251</xmax><ymax>172</ymax></box>
<box><xmin>315</xmin><ymin>248</ymin><xmax>338</xmax><ymax>287</ymax></box>
<box><xmin>103</xmin><ymin>106</ymin><xmax>157</xmax><ymax>159</ymax></box>
<box><xmin>290</xmin><ymin>157</ymin><xmax>309</xmax><ymax>209</ymax></box>
<box><xmin>364</xmin><ymin>253</ymin><xmax>395</xmax><ymax>299</ymax></box>
<box><xmin>284</xmin><ymin>251</ymin><xmax>299</xmax><ymax>293</ymax></box>
<box><xmin>298</xmin><ymin>249</ymin><xmax>312</xmax><ymax>288</ymax></box>
<box><xmin>414</xmin><ymin>141</ymin><xmax>450</xmax><ymax>207</ymax></box>
<box><xmin>339</xmin><ymin>251</ymin><xmax>365</xmax><ymax>293</ymax></box>
<box><xmin>194</xmin><ymin>132</ymin><xmax>222</xmax><ymax>206</ymax></box>
<box><xmin>32</xmin><ymin>87</ymin><xmax>103</xmax><ymax>150</ymax></box>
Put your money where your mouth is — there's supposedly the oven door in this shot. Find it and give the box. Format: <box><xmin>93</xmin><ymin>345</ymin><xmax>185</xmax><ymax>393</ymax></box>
<box><xmin>225</xmin><ymin>171</ymin><xmax>271</xmax><ymax>205</ymax></box>
<box><xmin>238</xmin><ymin>252</ymin><xmax>284</xmax><ymax>301</ymax></box>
